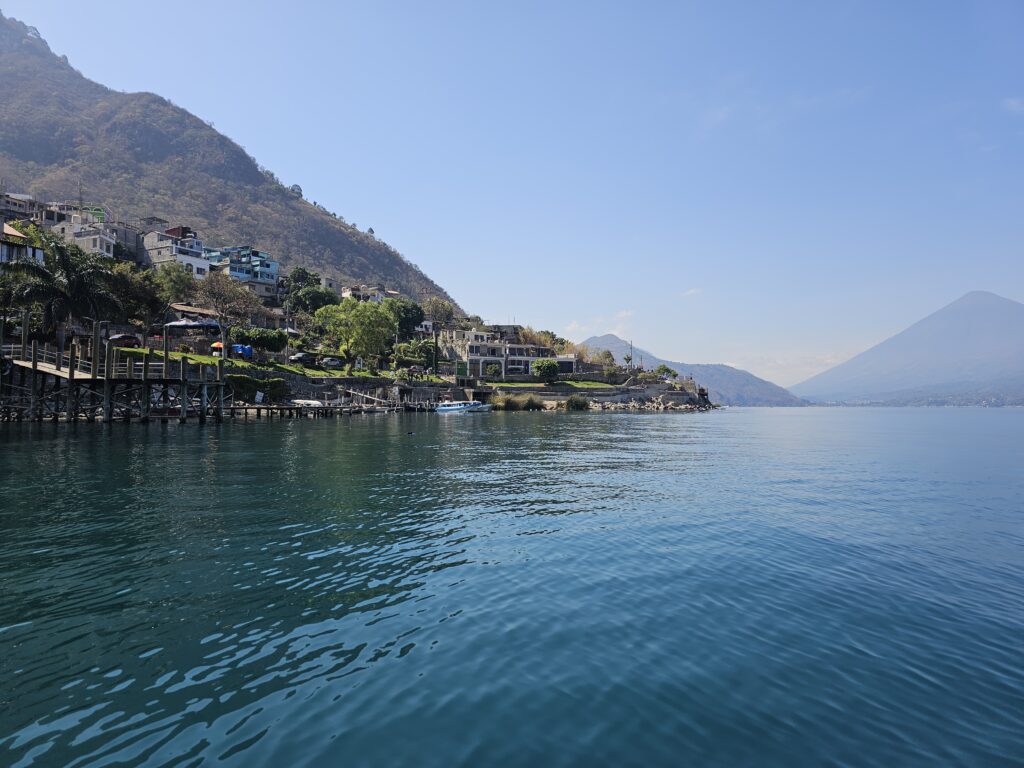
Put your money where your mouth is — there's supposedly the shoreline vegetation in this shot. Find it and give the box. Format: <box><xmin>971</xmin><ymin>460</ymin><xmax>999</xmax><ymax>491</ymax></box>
<box><xmin>1</xmin><ymin>222</ymin><xmax>713</xmax><ymax>425</ymax></box>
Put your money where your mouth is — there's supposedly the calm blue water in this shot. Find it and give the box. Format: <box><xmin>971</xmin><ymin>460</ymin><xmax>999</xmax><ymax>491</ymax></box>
<box><xmin>1</xmin><ymin>408</ymin><xmax>1022</xmax><ymax>767</ymax></box>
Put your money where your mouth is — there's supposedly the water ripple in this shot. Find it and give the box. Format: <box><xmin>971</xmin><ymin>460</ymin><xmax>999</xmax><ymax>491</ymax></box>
<box><xmin>1</xmin><ymin>408</ymin><xmax>1022</xmax><ymax>766</ymax></box>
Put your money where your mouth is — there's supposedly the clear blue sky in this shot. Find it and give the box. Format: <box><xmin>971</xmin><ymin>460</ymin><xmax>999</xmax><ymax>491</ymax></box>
<box><xmin>4</xmin><ymin>0</ymin><xmax>1022</xmax><ymax>385</ymax></box>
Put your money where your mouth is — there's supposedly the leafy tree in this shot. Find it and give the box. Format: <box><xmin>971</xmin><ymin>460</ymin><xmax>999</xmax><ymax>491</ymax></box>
<box><xmin>623</xmin><ymin>354</ymin><xmax>633</xmax><ymax>367</ymax></box>
<box><xmin>394</xmin><ymin>338</ymin><xmax>436</xmax><ymax>367</ymax></box>
<box><xmin>519</xmin><ymin>327</ymin><xmax>569</xmax><ymax>351</ymax></box>
<box><xmin>383</xmin><ymin>297</ymin><xmax>425</xmax><ymax>340</ymax></box>
<box><xmin>154</xmin><ymin>262</ymin><xmax>196</xmax><ymax>307</ymax></box>
<box><xmin>196</xmin><ymin>272</ymin><xmax>263</xmax><ymax>358</ymax></box>
<box><xmin>284</xmin><ymin>266</ymin><xmax>321</xmax><ymax>293</ymax></box>
<box><xmin>654</xmin><ymin>364</ymin><xmax>679</xmax><ymax>379</ymax></box>
<box><xmin>422</xmin><ymin>296</ymin><xmax>455</xmax><ymax>327</ymax></box>
<box><xmin>595</xmin><ymin>349</ymin><xmax>616</xmax><ymax>367</ymax></box>
<box><xmin>109</xmin><ymin>262</ymin><xmax>163</xmax><ymax>329</ymax></box>
<box><xmin>315</xmin><ymin>298</ymin><xmax>398</xmax><ymax>363</ymax></box>
<box><xmin>532</xmin><ymin>358</ymin><xmax>560</xmax><ymax>384</ymax></box>
<box><xmin>485</xmin><ymin>363</ymin><xmax>503</xmax><ymax>379</ymax></box>
<box><xmin>291</xmin><ymin>285</ymin><xmax>341</xmax><ymax>313</ymax></box>
<box><xmin>289</xmin><ymin>184</ymin><xmax>303</xmax><ymax>197</ymax></box>
<box><xmin>456</xmin><ymin>313</ymin><xmax>487</xmax><ymax>331</ymax></box>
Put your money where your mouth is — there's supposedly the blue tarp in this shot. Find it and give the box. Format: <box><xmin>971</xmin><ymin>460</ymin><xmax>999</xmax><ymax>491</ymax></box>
<box><xmin>231</xmin><ymin>344</ymin><xmax>254</xmax><ymax>359</ymax></box>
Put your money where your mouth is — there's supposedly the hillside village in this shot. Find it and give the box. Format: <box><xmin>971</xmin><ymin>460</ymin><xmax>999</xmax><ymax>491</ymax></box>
<box><xmin>1</xmin><ymin>192</ymin><xmax>708</xmax><ymax>412</ymax></box>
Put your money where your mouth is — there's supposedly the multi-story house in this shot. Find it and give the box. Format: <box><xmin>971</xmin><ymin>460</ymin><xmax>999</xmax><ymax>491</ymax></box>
<box><xmin>1</xmin><ymin>222</ymin><xmax>45</xmax><ymax>265</ymax></box>
<box><xmin>143</xmin><ymin>226</ymin><xmax>209</xmax><ymax>277</ymax></box>
<box><xmin>438</xmin><ymin>328</ymin><xmax>578</xmax><ymax>378</ymax></box>
<box><xmin>206</xmin><ymin>246</ymin><xmax>280</xmax><ymax>300</ymax></box>
<box><xmin>39</xmin><ymin>203</ymin><xmax>130</xmax><ymax>259</ymax></box>
<box><xmin>0</xmin><ymin>193</ymin><xmax>43</xmax><ymax>224</ymax></box>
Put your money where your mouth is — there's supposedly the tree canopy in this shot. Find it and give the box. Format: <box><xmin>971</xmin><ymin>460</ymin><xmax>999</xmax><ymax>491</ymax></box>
<box><xmin>291</xmin><ymin>285</ymin><xmax>340</xmax><ymax>314</ymax></box>
<box><xmin>423</xmin><ymin>296</ymin><xmax>455</xmax><ymax>327</ymax></box>
<box><xmin>531</xmin><ymin>358</ymin><xmax>560</xmax><ymax>384</ymax></box>
<box><xmin>383</xmin><ymin>297</ymin><xmax>425</xmax><ymax>340</ymax></box>
<box><xmin>315</xmin><ymin>298</ymin><xmax>398</xmax><ymax>362</ymax></box>
<box><xmin>284</xmin><ymin>266</ymin><xmax>321</xmax><ymax>293</ymax></box>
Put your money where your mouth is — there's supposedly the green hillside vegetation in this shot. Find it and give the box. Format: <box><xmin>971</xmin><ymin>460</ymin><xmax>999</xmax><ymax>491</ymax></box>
<box><xmin>0</xmin><ymin>12</ymin><xmax>458</xmax><ymax>306</ymax></box>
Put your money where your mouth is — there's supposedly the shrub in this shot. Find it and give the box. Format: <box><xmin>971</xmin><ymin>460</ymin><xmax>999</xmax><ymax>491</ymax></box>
<box><xmin>492</xmin><ymin>394</ymin><xmax>520</xmax><ymax>411</ymax></box>
<box><xmin>492</xmin><ymin>394</ymin><xmax>545</xmax><ymax>411</ymax></box>
<box><xmin>485</xmin><ymin>363</ymin><xmax>502</xmax><ymax>379</ymax></box>
<box><xmin>531</xmin><ymin>358</ymin><xmax>559</xmax><ymax>384</ymax></box>
<box><xmin>231</xmin><ymin>327</ymin><xmax>288</xmax><ymax>353</ymax></box>
<box><xmin>563</xmin><ymin>394</ymin><xmax>590</xmax><ymax>411</ymax></box>
<box><xmin>225</xmin><ymin>374</ymin><xmax>289</xmax><ymax>403</ymax></box>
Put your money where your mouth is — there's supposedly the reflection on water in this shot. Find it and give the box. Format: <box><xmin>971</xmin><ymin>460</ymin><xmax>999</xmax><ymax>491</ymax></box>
<box><xmin>1</xmin><ymin>409</ymin><xmax>1022</xmax><ymax>766</ymax></box>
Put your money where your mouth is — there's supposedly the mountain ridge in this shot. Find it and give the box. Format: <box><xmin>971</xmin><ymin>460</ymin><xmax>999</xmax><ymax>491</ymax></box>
<box><xmin>0</xmin><ymin>11</ymin><xmax>459</xmax><ymax>306</ymax></box>
<box><xmin>582</xmin><ymin>334</ymin><xmax>806</xmax><ymax>406</ymax></box>
<box><xmin>790</xmin><ymin>291</ymin><xmax>1024</xmax><ymax>405</ymax></box>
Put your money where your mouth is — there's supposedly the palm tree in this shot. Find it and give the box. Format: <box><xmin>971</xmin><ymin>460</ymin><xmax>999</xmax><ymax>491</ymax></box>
<box><xmin>1</xmin><ymin>234</ymin><xmax>122</xmax><ymax>356</ymax></box>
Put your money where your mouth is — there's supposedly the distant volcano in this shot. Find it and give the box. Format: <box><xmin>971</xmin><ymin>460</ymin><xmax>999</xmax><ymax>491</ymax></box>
<box><xmin>790</xmin><ymin>291</ymin><xmax>1024</xmax><ymax>405</ymax></box>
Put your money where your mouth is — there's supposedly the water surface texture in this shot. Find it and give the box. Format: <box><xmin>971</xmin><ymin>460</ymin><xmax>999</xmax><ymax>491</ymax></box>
<box><xmin>2</xmin><ymin>408</ymin><xmax>1022</xmax><ymax>766</ymax></box>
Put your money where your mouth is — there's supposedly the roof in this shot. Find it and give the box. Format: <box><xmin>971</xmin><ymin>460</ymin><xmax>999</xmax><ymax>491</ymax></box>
<box><xmin>169</xmin><ymin>302</ymin><xmax>219</xmax><ymax>318</ymax></box>
<box><xmin>3</xmin><ymin>222</ymin><xmax>26</xmax><ymax>239</ymax></box>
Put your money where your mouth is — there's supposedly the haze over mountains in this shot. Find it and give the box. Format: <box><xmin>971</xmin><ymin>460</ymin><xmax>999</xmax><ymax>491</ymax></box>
<box><xmin>791</xmin><ymin>291</ymin><xmax>1024</xmax><ymax>405</ymax></box>
<box><xmin>0</xmin><ymin>12</ymin><xmax>457</xmax><ymax>305</ymax></box>
<box><xmin>582</xmin><ymin>335</ymin><xmax>806</xmax><ymax>406</ymax></box>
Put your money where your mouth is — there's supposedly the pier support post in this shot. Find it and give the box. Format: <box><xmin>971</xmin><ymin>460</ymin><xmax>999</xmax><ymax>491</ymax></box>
<box><xmin>215</xmin><ymin>359</ymin><xmax>225</xmax><ymax>423</ymax></box>
<box><xmin>65</xmin><ymin>344</ymin><xmax>77</xmax><ymax>421</ymax></box>
<box><xmin>29</xmin><ymin>341</ymin><xmax>39</xmax><ymax>420</ymax></box>
<box><xmin>199</xmin><ymin>365</ymin><xmax>208</xmax><ymax>424</ymax></box>
<box><xmin>179</xmin><ymin>356</ymin><xmax>188</xmax><ymax>423</ymax></box>
<box><xmin>102</xmin><ymin>343</ymin><xmax>114</xmax><ymax>423</ymax></box>
<box><xmin>91</xmin><ymin>321</ymin><xmax>101</xmax><ymax>379</ymax></box>
<box><xmin>141</xmin><ymin>352</ymin><xmax>151</xmax><ymax>422</ymax></box>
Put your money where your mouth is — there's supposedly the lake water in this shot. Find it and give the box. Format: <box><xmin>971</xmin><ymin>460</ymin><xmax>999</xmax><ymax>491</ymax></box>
<box><xmin>1</xmin><ymin>408</ymin><xmax>1022</xmax><ymax>766</ymax></box>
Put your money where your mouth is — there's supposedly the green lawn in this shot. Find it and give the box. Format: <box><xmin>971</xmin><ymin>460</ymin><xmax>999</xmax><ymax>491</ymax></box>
<box><xmin>118</xmin><ymin>348</ymin><xmax>449</xmax><ymax>382</ymax></box>
<box><xmin>118</xmin><ymin>348</ymin><xmax>338</xmax><ymax>377</ymax></box>
<box><xmin>494</xmin><ymin>380</ymin><xmax>615</xmax><ymax>389</ymax></box>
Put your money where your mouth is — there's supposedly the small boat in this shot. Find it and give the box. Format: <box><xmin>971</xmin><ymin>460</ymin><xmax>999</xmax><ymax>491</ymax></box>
<box><xmin>435</xmin><ymin>400</ymin><xmax>493</xmax><ymax>414</ymax></box>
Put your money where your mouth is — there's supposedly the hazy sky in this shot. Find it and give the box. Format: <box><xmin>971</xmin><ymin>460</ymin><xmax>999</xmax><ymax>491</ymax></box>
<box><xmin>4</xmin><ymin>0</ymin><xmax>1022</xmax><ymax>385</ymax></box>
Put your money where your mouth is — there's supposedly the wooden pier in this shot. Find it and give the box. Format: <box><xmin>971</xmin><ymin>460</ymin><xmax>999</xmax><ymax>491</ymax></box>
<box><xmin>0</xmin><ymin>337</ymin><xmax>438</xmax><ymax>424</ymax></box>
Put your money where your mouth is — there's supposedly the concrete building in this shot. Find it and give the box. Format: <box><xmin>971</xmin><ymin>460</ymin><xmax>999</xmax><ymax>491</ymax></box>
<box><xmin>41</xmin><ymin>204</ymin><xmax>122</xmax><ymax>259</ymax></box>
<box><xmin>437</xmin><ymin>328</ymin><xmax>577</xmax><ymax>378</ymax></box>
<box><xmin>143</xmin><ymin>226</ymin><xmax>209</xmax><ymax>277</ymax></box>
<box><xmin>206</xmin><ymin>246</ymin><xmax>280</xmax><ymax>300</ymax></box>
<box><xmin>0</xmin><ymin>193</ymin><xmax>42</xmax><ymax>224</ymax></box>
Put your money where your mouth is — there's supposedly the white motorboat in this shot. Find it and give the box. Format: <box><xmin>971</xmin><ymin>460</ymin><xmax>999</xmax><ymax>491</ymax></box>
<box><xmin>434</xmin><ymin>400</ymin><xmax>493</xmax><ymax>413</ymax></box>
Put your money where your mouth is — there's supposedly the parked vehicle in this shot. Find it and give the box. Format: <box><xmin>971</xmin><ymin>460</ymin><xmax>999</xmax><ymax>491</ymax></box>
<box><xmin>288</xmin><ymin>352</ymin><xmax>316</xmax><ymax>364</ymax></box>
<box><xmin>109</xmin><ymin>333</ymin><xmax>141</xmax><ymax>348</ymax></box>
<box><xmin>320</xmin><ymin>357</ymin><xmax>343</xmax><ymax>368</ymax></box>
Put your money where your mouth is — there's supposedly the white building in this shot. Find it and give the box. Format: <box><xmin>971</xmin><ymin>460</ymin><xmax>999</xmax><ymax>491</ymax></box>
<box><xmin>143</xmin><ymin>226</ymin><xmax>209</xmax><ymax>278</ymax></box>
